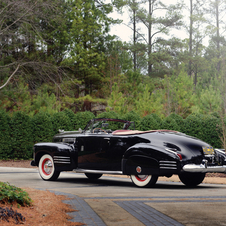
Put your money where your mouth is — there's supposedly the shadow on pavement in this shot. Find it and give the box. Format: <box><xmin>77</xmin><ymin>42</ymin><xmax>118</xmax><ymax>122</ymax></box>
<box><xmin>53</xmin><ymin>175</ymin><xmax>217</xmax><ymax>190</ymax></box>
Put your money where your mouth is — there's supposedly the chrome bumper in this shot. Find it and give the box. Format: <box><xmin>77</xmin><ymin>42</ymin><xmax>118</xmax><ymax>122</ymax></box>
<box><xmin>183</xmin><ymin>161</ymin><xmax>226</xmax><ymax>173</ymax></box>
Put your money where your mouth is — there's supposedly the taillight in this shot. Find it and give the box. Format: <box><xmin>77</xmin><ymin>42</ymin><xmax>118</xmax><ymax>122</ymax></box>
<box><xmin>165</xmin><ymin>148</ymin><xmax>182</xmax><ymax>160</ymax></box>
<box><xmin>177</xmin><ymin>153</ymin><xmax>182</xmax><ymax>160</ymax></box>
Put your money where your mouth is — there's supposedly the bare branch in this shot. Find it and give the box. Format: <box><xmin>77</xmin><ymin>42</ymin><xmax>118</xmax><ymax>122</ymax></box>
<box><xmin>0</xmin><ymin>1</ymin><xmax>39</xmax><ymax>35</ymax></box>
<box><xmin>0</xmin><ymin>64</ymin><xmax>21</xmax><ymax>89</ymax></box>
<box><xmin>122</xmin><ymin>22</ymin><xmax>148</xmax><ymax>44</ymax></box>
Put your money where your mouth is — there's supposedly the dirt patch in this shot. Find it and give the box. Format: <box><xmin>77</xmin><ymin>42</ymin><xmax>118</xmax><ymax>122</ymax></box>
<box><xmin>0</xmin><ymin>160</ymin><xmax>34</xmax><ymax>168</ymax></box>
<box><xmin>0</xmin><ymin>160</ymin><xmax>83</xmax><ymax>226</ymax></box>
<box><xmin>0</xmin><ymin>188</ymin><xmax>84</xmax><ymax>226</ymax></box>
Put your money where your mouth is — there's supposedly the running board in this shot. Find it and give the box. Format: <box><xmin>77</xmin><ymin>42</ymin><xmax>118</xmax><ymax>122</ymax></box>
<box><xmin>74</xmin><ymin>169</ymin><xmax>123</xmax><ymax>175</ymax></box>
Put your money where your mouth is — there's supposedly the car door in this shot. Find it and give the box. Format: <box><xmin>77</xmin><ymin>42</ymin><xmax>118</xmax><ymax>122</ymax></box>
<box><xmin>76</xmin><ymin>133</ymin><xmax>111</xmax><ymax>170</ymax></box>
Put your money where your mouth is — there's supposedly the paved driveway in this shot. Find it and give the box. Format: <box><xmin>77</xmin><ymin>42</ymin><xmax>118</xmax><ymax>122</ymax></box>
<box><xmin>1</xmin><ymin>167</ymin><xmax>226</xmax><ymax>226</ymax></box>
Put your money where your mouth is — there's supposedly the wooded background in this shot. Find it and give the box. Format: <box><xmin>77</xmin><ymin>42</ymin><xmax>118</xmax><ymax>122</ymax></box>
<box><xmin>0</xmin><ymin>0</ymin><xmax>226</xmax><ymax>119</ymax></box>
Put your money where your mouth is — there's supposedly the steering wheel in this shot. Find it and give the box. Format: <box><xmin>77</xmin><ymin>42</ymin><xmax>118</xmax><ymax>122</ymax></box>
<box><xmin>93</xmin><ymin>128</ymin><xmax>107</xmax><ymax>134</ymax></box>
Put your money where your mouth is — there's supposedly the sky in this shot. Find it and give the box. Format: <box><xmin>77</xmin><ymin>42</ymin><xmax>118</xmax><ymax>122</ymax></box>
<box><xmin>106</xmin><ymin>0</ymin><xmax>189</xmax><ymax>43</ymax></box>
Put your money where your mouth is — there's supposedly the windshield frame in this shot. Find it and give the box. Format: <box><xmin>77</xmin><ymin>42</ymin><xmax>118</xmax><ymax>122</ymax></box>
<box><xmin>83</xmin><ymin>118</ymin><xmax>135</xmax><ymax>133</ymax></box>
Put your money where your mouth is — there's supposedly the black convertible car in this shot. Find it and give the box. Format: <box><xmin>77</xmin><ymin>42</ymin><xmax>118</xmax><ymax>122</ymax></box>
<box><xmin>31</xmin><ymin>118</ymin><xmax>226</xmax><ymax>187</ymax></box>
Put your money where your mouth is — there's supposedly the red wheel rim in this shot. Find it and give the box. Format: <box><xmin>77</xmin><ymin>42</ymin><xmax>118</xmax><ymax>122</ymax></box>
<box><xmin>135</xmin><ymin>175</ymin><xmax>148</xmax><ymax>182</ymax></box>
<box><xmin>41</xmin><ymin>158</ymin><xmax>53</xmax><ymax>176</ymax></box>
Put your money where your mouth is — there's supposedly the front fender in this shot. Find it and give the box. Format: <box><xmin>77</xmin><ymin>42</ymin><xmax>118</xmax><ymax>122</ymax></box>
<box><xmin>33</xmin><ymin>142</ymin><xmax>76</xmax><ymax>171</ymax></box>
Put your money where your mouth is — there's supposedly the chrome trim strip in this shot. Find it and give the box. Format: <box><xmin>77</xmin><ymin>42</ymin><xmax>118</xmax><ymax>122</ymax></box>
<box><xmin>204</xmin><ymin>154</ymin><xmax>215</xmax><ymax>158</ymax></box>
<box><xmin>183</xmin><ymin>164</ymin><xmax>226</xmax><ymax>173</ymax></box>
<box><xmin>215</xmin><ymin>149</ymin><xmax>226</xmax><ymax>154</ymax></box>
<box><xmin>160</xmin><ymin>167</ymin><xmax>177</xmax><ymax>170</ymax></box>
<box><xmin>54</xmin><ymin>156</ymin><xmax>70</xmax><ymax>159</ymax></box>
<box><xmin>160</xmin><ymin>161</ymin><xmax>177</xmax><ymax>169</ymax></box>
<box><xmin>160</xmin><ymin>163</ymin><xmax>177</xmax><ymax>166</ymax></box>
<box><xmin>74</xmin><ymin>169</ymin><xmax>123</xmax><ymax>175</ymax></box>
<box><xmin>160</xmin><ymin>161</ymin><xmax>177</xmax><ymax>164</ymax></box>
<box><xmin>54</xmin><ymin>156</ymin><xmax>71</xmax><ymax>164</ymax></box>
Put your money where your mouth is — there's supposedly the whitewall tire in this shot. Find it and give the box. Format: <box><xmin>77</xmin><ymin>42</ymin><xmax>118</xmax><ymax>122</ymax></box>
<box><xmin>39</xmin><ymin>154</ymin><xmax>60</xmax><ymax>181</ymax></box>
<box><xmin>130</xmin><ymin>175</ymin><xmax>158</xmax><ymax>188</ymax></box>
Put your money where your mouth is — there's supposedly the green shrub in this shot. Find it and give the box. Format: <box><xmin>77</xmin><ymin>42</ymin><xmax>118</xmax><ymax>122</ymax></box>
<box><xmin>31</xmin><ymin>112</ymin><xmax>53</xmax><ymax>143</ymax></box>
<box><xmin>0</xmin><ymin>182</ymin><xmax>32</xmax><ymax>206</ymax></box>
<box><xmin>0</xmin><ymin>111</ymin><xmax>12</xmax><ymax>159</ymax></box>
<box><xmin>184</xmin><ymin>113</ymin><xmax>221</xmax><ymax>147</ymax></box>
<box><xmin>139</xmin><ymin>114</ymin><xmax>162</xmax><ymax>131</ymax></box>
<box><xmin>96</xmin><ymin>111</ymin><xmax>120</xmax><ymax>120</ymax></box>
<box><xmin>122</xmin><ymin>111</ymin><xmax>141</xmax><ymax>129</ymax></box>
<box><xmin>151</xmin><ymin>113</ymin><xmax>162</xmax><ymax>127</ymax></box>
<box><xmin>161</xmin><ymin>117</ymin><xmax>180</xmax><ymax>131</ymax></box>
<box><xmin>183</xmin><ymin>113</ymin><xmax>203</xmax><ymax>138</ymax></box>
<box><xmin>11</xmin><ymin>111</ymin><xmax>33</xmax><ymax>159</ymax></box>
<box><xmin>74</xmin><ymin>111</ymin><xmax>95</xmax><ymax>130</ymax></box>
<box><xmin>63</xmin><ymin>109</ymin><xmax>77</xmax><ymax>130</ymax></box>
<box><xmin>166</xmin><ymin>113</ymin><xmax>184</xmax><ymax>131</ymax></box>
<box><xmin>197</xmin><ymin>114</ymin><xmax>221</xmax><ymax>148</ymax></box>
<box><xmin>0</xmin><ymin>109</ymin><xmax>223</xmax><ymax>158</ymax></box>
<box><xmin>51</xmin><ymin>111</ymin><xmax>71</xmax><ymax>134</ymax></box>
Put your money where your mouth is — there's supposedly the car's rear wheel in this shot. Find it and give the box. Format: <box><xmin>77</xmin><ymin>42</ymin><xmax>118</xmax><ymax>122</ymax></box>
<box><xmin>130</xmin><ymin>175</ymin><xmax>158</xmax><ymax>188</ymax></box>
<box><xmin>39</xmin><ymin>154</ymin><xmax>60</xmax><ymax>181</ymax></box>
<box><xmin>179</xmin><ymin>172</ymin><xmax>206</xmax><ymax>187</ymax></box>
<box><xmin>85</xmin><ymin>173</ymin><xmax>102</xmax><ymax>180</ymax></box>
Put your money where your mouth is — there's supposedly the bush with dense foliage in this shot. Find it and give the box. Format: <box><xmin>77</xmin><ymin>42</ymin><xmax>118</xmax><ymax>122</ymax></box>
<box><xmin>51</xmin><ymin>111</ymin><xmax>72</xmax><ymax>134</ymax></box>
<box><xmin>0</xmin><ymin>111</ymin><xmax>12</xmax><ymax>159</ymax></box>
<box><xmin>73</xmin><ymin>111</ymin><xmax>95</xmax><ymax>130</ymax></box>
<box><xmin>139</xmin><ymin>114</ymin><xmax>162</xmax><ymax>131</ymax></box>
<box><xmin>122</xmin><ymin>111</ymin><xmax>141</xmax><ymax>130</ymax></box>
<box><xmin>0</xmin><ymin>110</ymin><xmax>224</xmax><ymax>160</ymax></box>
<box><xmin>31</xmin><ymin>112</ymin><xmax>54</xmax><ymax>143</ymax></box>
<box><xmin>11</xmin><ymin>112</ymin><xmax>33</xmax><ymax>159</ymax></box>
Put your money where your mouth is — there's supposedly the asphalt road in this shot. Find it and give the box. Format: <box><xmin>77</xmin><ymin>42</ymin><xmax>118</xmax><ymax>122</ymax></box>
<box><xmin>1</xmin><ymin>167</ymin><xmax>226</xmax><ymax>226</ymax></box>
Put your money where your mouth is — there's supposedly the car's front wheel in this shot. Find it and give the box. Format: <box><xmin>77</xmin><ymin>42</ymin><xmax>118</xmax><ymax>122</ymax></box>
<box><xmin>130</xmin><ymin>175</ymin><xmax>158</xmax><ymax>188</ymax></box>
<box><xmin>39</xmin><ymin>154</ymin><xmax>60</xmax><ymax>181</ymax></box>
<box><xmin>85</xmin><ymin>173</ymin><xmax>102</xmax><ymax>180</ymax></box>
<box><xmin>179</xmin><ymin>172</ymin><xmax>206</xmax><ymax>187</ymax></box>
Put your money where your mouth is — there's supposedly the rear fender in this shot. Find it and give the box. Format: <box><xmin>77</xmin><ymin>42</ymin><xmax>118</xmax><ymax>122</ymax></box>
<box><xmin>122</xmin><ymin>143</ymin><xmax>179</xmax><ymax>175</ymax></box>
<box><xmin>34</xmin><ymin>142</ymin><xmax>76</xmax><ymax>171</ymax></box>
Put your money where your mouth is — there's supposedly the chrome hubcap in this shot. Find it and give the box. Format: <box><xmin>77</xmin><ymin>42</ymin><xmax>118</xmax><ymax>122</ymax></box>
<box><xmin>43</xmin><ymin>159</ymin><xmax>52</xmax><ymax>175</ymax></box>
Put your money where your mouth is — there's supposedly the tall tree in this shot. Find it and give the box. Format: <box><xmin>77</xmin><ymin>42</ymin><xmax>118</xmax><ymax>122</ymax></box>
<box><xmin>113</xmin><ymin>0</ymin><xmax>147</xmax><ymax>72</ymax></box>
<box><xmin>205</xmin><ymin>0</ymin><xmax>226</xmax><ymax>73</ymax></box>
<box><xmin>136</xmin><ymin>0</ymin><xmax>183</xmax><ymax>76</ymax></box>
<box><xmin>62</xmin><ymin>0</ymin><xmax>114</xmax><ymax>96</ymax></box>
<box><xmin>186</xmin><ymin>0</ymin><xmax>209</xmax><ymax>85</ymax></box>
<box><xmin>130</xmin><ymin>0</ymin><xmax>138</xmax><ymax>71</ymax></box>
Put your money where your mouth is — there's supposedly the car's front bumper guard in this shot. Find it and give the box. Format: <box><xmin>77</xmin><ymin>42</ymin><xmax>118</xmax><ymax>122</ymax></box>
<box><xmin>183</xmin><ymin>160</ymin><xmax>226</xmax><ymax>173</ymax></box>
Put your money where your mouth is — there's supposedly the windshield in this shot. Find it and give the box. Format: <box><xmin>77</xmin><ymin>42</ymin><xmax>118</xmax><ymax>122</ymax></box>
<box><xmin>84</xmin><ymin>119</ymin><xmax>134</xmax><ymax>133</ymax></box>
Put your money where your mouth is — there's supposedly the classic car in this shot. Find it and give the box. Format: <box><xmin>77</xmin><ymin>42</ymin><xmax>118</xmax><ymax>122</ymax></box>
<box><xmin>31</xmin><ymin>118</ymin><xmax>226</xmax><ymax>187</ymax></box>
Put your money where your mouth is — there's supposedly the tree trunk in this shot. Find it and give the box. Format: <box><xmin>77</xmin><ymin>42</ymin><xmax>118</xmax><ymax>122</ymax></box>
<box><xmin>133</xmin><ymin>4</ymin><xmax>137</xmax><ymax>71</ymax></box>
<box><xmin>148</xmin><ymin>0</ymin><xmax>152</xmax><ymax>76</ymax></box>
<box><xmin>188</xmin><ymin>0</ymin><xmax>193</xmax><ymax>77</ymax></box>
<box><xmin>216</xmin><ymin>0</ymin><xmax>220</xmax><ymax>72</ymax></box>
